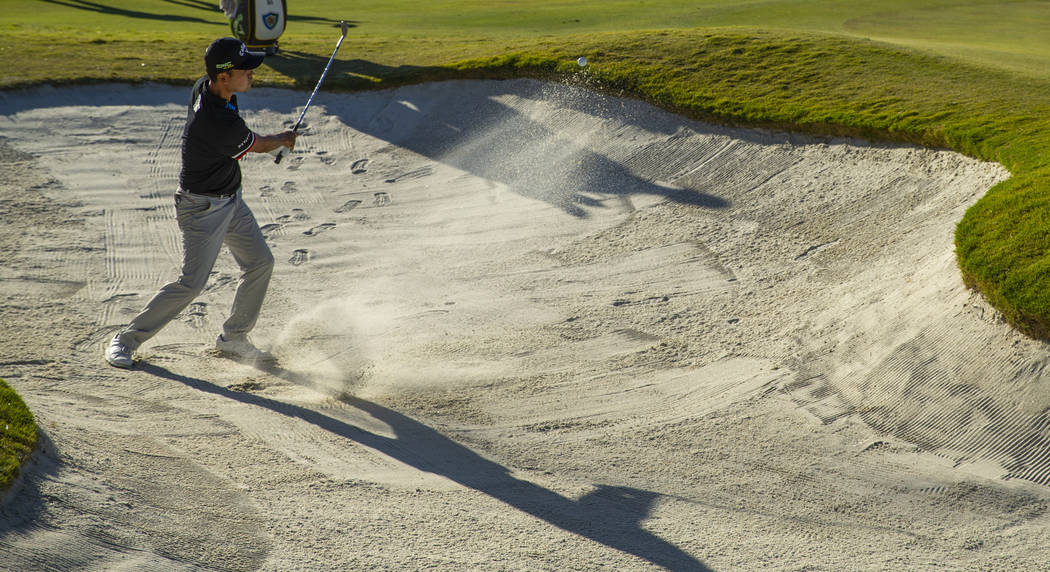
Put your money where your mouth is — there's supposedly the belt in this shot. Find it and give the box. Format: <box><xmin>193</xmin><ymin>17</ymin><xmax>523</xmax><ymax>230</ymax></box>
<box><xmin>178</xmin><ymin>187</ymin><xmax>239</xmax><ymax>199</ymax></box>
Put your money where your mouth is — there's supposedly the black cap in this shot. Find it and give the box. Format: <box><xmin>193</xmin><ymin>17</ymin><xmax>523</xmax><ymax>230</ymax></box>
<box><xmin>205</xmin><ymin>37</ymin><xmax>264</xmax><ymax>76</ymax></box>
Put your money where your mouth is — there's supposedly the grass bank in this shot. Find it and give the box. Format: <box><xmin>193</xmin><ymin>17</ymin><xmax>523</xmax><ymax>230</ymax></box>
<box><xmin>1</xmin><ymin>1</ymin><xmax>1049</xmax><ymax>485</ymax></box>
<box><xmin>1</xmin><ymin>378</ymin><xmax>37</xmax><ymax>494</ymax></box>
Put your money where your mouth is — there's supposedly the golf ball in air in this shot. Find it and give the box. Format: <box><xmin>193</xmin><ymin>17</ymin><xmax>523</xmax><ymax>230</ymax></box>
<box><xmin>577</xmin><ymin>56</ymin><xmax>588</xmax><ymax>67</ymax></box>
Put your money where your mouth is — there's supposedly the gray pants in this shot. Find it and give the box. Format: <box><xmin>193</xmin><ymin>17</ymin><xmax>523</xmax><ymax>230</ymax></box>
<box><xmin>117</xmin><ymin>189</ymin><xmax>274</xmax><ymax>351</ymax></box>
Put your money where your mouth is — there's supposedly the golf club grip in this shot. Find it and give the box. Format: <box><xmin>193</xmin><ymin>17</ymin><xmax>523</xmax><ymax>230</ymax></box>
<box><xmin>272</xmin><ymin>121</ymin><xmax>302</xmax><ymax>164</ymax></box>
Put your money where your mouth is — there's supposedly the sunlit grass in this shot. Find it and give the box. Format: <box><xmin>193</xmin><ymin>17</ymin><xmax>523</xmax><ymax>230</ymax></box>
<box><xmin>1</xmin><ymin>378</ymin><xmax>36</xmax><ymax>493</ymax></box>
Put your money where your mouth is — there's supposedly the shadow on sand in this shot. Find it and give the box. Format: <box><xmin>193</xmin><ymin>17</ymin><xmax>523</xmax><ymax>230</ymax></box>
<box><xmin>139</xmin><ymin>362</ymin><xmax>712</xmax><ymax>571</ymax></box>
<box><xmin>318</xmin><ymin>76</ymin><xmax>731</xmax><ymax>217</ymax></box>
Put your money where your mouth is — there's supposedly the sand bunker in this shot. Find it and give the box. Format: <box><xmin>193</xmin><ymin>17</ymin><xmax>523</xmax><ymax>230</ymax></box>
<box><xmin>2</xmin><ymin>79</ymin><xmax>1050</xmax><ymax>569</ymax></box>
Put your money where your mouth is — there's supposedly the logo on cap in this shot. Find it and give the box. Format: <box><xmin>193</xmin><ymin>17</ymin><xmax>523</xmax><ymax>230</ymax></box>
<box><xmin>206</xmin><ymin>37</ymin><xmax>263</xmax><ymax>75</ymax></box>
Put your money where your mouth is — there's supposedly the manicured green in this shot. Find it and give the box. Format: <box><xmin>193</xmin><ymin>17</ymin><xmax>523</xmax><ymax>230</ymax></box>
<box><xmin>3</xmin><ymin>1</ymin><xmax>1048</xmax><ymax>77</ymax></box>
<box><xmin>0</xmin><ymin>5</ymin><xmax>1046</xmax><ymax>369</ymax></box>
<box><xmin>0</xmin><ymin>378</ymin><xmax>36</xmax><ymax>493</ymax></box>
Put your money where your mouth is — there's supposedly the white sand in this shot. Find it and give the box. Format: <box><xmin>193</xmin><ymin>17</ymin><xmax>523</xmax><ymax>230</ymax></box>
<box><xmin>2</xmin><ymin>79</ymin><xmax>1049</xmax><ymax>570</ymax></box>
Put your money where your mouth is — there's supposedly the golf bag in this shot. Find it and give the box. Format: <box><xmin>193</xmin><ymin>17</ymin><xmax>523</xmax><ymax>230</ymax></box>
<box><xmin>225</xmin><ymin>0</ymin><xmax>287</xmax><ymax>55</ymax></box>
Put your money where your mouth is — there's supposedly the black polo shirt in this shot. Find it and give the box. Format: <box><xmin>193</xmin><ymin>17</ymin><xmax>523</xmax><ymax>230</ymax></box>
<box><xmin>178</xmin><ymin>76</ymin><xmax>256</xmax><ymax>196</ymax></box>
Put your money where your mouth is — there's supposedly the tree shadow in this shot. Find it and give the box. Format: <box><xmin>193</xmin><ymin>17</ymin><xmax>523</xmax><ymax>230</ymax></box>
<box><xmin>262</xmin><ymin>52</ymin><xmax>436</xmax><ymax>90</ymax></box>
<box><xmin>139</xmin><ymin>362</ymin><xmax>713</xmax><ymax>571</ymax></box>
<box><xmin>39</xmin><ymin>0</ymin><xmax>224</xmax><ymax>25</ymax></box>
<box><xmin>285</xmin><ymin>15</ymin><xmax>361</xmax><ymax>27</ymax></box>
<box><xmin>40</xmin><ymin>0</ymin><xmax>357</xmax><ymax>30</ymax></box>
<box><xmin>319</xmin><ymin>75</ymin><xmax>731</xmax><ymax>217</ymax></box>
<box><xmin>157</xmin><ymin>0</ymin><xmax>216</xmax><ymax>13</ymax></box>
<box><xmin>156</xmin><ymin>0</ymin><xmax>349</xmax><ymax>24</ymax></box>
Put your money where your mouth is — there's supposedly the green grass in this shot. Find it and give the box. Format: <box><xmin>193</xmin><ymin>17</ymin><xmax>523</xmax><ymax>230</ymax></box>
<box><xmin>1</xmin><ymin>1</ymin><xmax>1050</xmax><ymax>481</ymax></box>
<box><xmin>1</xmin><ymin>378</ymin><xmax>37</xmax><ymax>493</ymax></box>
<box><xmin>4</xmin><ymin>1</ymin><xmax>1048</xmax><ymax>76</ymax></box>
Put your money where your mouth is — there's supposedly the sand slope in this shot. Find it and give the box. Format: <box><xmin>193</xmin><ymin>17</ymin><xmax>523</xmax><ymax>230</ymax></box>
<box><xmin>2</xmin><ymin>79</ymin><xmax>1049</xmax><ymax>570</ymax></box>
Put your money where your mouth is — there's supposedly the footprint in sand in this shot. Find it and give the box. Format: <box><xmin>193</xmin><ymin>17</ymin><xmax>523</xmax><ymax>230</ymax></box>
<box><xmin>260</xmin><ymin>223</ymin><xmax>283</xmax><ymax>237</ymax></box>
<box><xmin>317</xmin><ymin>151</ymin><xmax>337</xmax><ymax>166</ymax></box>
<box><xmin>374</xmin><ymin>192</ymin><xmax>390</xmax><ymax>207</ymax></box>
<box><xmin>286</xmin><ymin>156</ymin><xmax>305</xmax><ymax>171</ymax></box>
<box><xmin>203</xmin><ymin>274</ymin><xmax>236</xmax><ymax>294</ymax></box>
<box><xmin>281</xmin><ymin>181</ymin><xmax>297</xmax><ymax>193</ymax></box>
<box><xmin>303</xmin><ymin>223</ymin><xmax>336</xmax><ymax>236</ymax></box>
<box><xmin>289</xmin><ymin>249</ymin><xmax>310</xmax><ymax>266</ymax></box>
<box><xmin>227</xmin><ymin>380</ymin><xmax>265</xmax><ymax>392</ymax></box>
<box><xmin>350</xmin><ymin>158</ymin><xmax>369</xmax><ymax>174</ymax></box>
<box><xmin>384</xmin><ymin>166</ymin><xmax>433</xmax><ymax>183</ymax></box>
<box><xmin>276</xmin><ymin>208</ymin><xmax>309</xmax><ymax>223</ymax></box>
<box><xmin>335</xmin><ymin>199</ymin><xmax>362</xmax><ymax>213</ymax></box>
<box><xmin>185</xmin><ymin>302</ymin><xmax>207</xmax><ymax>329</ymax></box>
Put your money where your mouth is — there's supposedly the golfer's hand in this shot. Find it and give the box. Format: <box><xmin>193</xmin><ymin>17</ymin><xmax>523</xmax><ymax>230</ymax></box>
<box><xmin>279</xmin><ymin>130</ymin><xmax>297</xmax><ymax>151</ymax></box>
<box><xmin>270</xmin><ymin>131</ymin><xmax>298</xmax><ymax>164</ymax></box>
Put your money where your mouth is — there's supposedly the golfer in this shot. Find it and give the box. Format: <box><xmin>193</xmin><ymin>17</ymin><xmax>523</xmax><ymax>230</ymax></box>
<box><xmin>106</xmin><ymin>37</ymin><xmax>296</xmax><ymax>368</ymax></box>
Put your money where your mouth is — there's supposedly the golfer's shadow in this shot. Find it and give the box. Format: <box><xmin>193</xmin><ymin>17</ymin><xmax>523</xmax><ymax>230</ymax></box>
<box><xmin>140</xmin><ymin>363</ymin><xmax>711</xmax><ymax>571</ymax></box>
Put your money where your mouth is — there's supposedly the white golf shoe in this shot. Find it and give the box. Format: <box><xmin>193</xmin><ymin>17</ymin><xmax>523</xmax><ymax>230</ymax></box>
<box><xmin>215</xmin><ymin>334</ymin><xmax>275</xmax><ymax>363</ymax></box>
<box><xmin>105</xmin><ymin>335</ymin><xmax>134</xmax><ymax>369</ymax></box>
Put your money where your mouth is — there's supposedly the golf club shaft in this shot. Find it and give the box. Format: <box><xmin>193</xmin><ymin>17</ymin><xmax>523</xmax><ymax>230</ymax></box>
<box><xmin>275</xmin><ymin>20</ymin><xmax>349</xmax><ymax>164</ymax></box>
